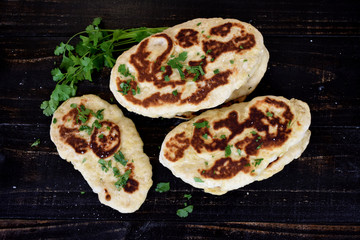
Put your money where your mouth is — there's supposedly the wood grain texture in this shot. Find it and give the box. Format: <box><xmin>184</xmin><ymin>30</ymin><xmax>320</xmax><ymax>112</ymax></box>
<box><xmin>0</xmin><ymin>0</ymin><xmax>359</xmax><ymax>239</ymax></box>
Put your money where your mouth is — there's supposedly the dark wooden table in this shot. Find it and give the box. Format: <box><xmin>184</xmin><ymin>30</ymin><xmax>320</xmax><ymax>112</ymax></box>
<box><xmin>1</xmin><ymin>0</ymin><xmax>359</xmax><ymax>239</ymax></box>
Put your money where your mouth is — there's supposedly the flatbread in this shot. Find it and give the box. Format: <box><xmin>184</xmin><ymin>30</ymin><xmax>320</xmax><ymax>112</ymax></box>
<box><xmin>50</xmin><ymin>94</ymin><xmax>152</xmax><ymax>213</ymax></box>
<box><xmin>110</xmin><ymin>18</ymin><xmax>269</xmax><ymax>118</ymax></box>
<box><xmin>159</xmin><ymin>96</ymin><xmax>311</xmax><ymax>195</ymax></box>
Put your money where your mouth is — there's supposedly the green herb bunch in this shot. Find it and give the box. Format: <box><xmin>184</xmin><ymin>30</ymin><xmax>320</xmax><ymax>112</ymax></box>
<box><xmin>41</xmin><ymin>17</ymin><xmax>167</xmax><ymax>116</ymax></box>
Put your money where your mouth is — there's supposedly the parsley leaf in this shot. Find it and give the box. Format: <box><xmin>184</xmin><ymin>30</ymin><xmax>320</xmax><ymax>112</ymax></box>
<box><xmin>98</xmin><ymin>159</ymin><xmax>111</xmax><ymax>172</ymax></box>
<box><xmin>172</xmin><ymin>90</ymin><xmax>178</xmax><ymax>96</ymax></box>
<box><xmin>155</xmin><ymin>182</ymin><xmax>170</xmax><ymax>193</ymax></box>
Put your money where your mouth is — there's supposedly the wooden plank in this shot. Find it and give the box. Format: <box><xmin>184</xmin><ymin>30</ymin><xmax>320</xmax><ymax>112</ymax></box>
<box><xmin>0</xmin><ymin>220</ymin><xmax>359</xmax><ymax>239</ymax></box>
<box><xmin>1</xmin><ymin>0</ymin><xmax>359</xmax><ymax>37</ymax></box>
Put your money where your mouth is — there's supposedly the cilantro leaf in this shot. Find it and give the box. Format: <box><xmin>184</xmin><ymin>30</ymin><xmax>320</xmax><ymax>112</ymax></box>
<box><xmin>115</xmin><ymin>169</ymin><xmax>131</xmax><ymax>189</ymax></box>
<box><xmin>176</xmin><ymin>205</ymin><xmax>193</xmax><ymax>218</ymax></box>
<box><xmin>31</xmin><ymin>139</ymin><xmax>40</xmax><ymax>147</ymax></box>
<box><xmin>194</xmin><ymin>177</ymin><xmax>204</xmax><ymax>183</ymax></box>
<box><xmin>155</xmin><ymin>182</ymin><xmax>170</xmax><ymax>193</ymax></box>
<box><xmin>193</xmin><ymin>121</ymin><xmax>210</xmax><ymax>129</ymax></box>
<box><xmin>41</xmin><ymin>18</ymin><xmax>167</xmax><ymax>116</ymax></box>
<box><xmin>225</xmin><ymin>145</ymin><xmax>232</xmax><ymax>157</ymax></box>
<box><xmin>114</xmin><ymin>150</ymin><xmax>128</xmax><ymax>166</ymax></box>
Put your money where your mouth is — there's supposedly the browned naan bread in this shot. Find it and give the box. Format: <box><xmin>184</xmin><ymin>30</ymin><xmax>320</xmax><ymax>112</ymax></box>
<box><xmin>50</xmin><ymin>95</ymin><xmax>152</xmax><ymax>213</ymax></box>
<box><xmin>110</xmin><ymin>18</ymin><xmax>269</xmax><ymax>118</ymax></box>
<box><xmin>159</xmin><ymin>96</ymin><xmax>311</xmax><ymax>195</ymax></box>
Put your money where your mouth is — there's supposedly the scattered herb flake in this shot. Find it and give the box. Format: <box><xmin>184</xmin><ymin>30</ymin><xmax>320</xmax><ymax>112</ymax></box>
<box><xmin>202</xmin><ymin>134</ymin><xmax>208</xmax><ymax>139</ymax></box>
<box><xmin>243</xmin><ymin>59</ymin><xmax>248</xmax><ymax>62</ymax></box>
<box><xmin>172</xmin><ymin>90</ymin><xmax>178</xmax><ymax>96</ymax></box>
<box><xmin>114</xmin><ymin>169</ymin><xmax>131</xmax><ymax>190</ymax></box>
<box><xmin>240</xmin><ymin>45</ymin><xmax>244</xmax><ymax>49</ymax></box>
<box><xmin>82</xmin><ymin>158</ymin><xmax>87</xmax><ymax>163</ymax></box>
<box><xmin>164</xmin><ymin>75</ymin><xmax>170</xmax><ymax>82</ymax></box>
<box><xmin>256</xmin><ymin>143</ymin><xmax>263</xmax><ymax>150</ymax></box>
<box><xmin>53</xmin><ymin>118</ymin><xmax>57</xmax><ymax>124</ymax></box>
<box><xmin>155</xmin><ymin>182</ymin><xmax>170</xmax><ymax>193</ymax></box>
<box><xmin>118</xmin><ymin>64</ymin><xmax>135</xmax><ymax>80</ymax></box>
<box><xmin>288</xmin><ymin>120</ymin><xmax>292</xmax><ymax>128</ymax></box>
<box><xmin>193</xmin><ymin>121</ymin><xmax>210</xmax><ymax>129</ymax></box>
<box><xmin>206</xmin><ymin>35</ymin><xmax>211</xmax><ymax>38</ymax></box>
<box><xmin>184</xmin><ymin>194</ymin><xmax>192</xmax><ymax>200</ymax></box>
<box><xmin>114</xmin><ymin>150</ymin><xmax>128</xmax><ymax>166</ymax></box>
<box><xmin>213</xmin><ymin>69</ymin><xmax>220</xmax><ymax>74</ymax></box>
<box><xmin>230</xmin><ymin>60</ymin><xmax>234</xmax><ymax>64</ymax></box>
<box><xmin>31</xmin><ymin>139</ymin><xmax>40</xmax><ymax>147</ymax></box>
<box><xmin>106</xmin><ymin>126</ymin><xmax>111</xmax><ymax>130</ymax></box>
<box><xmin>197</xmin><ymin>22</ymin><xmax>201</xmax><ymax>26</ymax></box>
<box><xmin>194</xmin><ymin>177</ymin><xmax>204</xmax><ymax>183</ymax></box>
<box><xmin>98</xmin><ymin>159</ymin><xmax>111</xmax><ymax>172</ymax></box>
<box><xmin>177</xmin><ymin>205</ymin><xmax>193</xmax><ymax>218</ymax></box>
<box><xmin>225</xmin><ymin>145</ymin><xmax>232</xmax><ymax>157</ymax></box>
<box><xmin>237</xmin><ymin>149</ymin><xmax>242</xmax><ymax>156</ymax></box>
<box><xmin>80</xmin><ymin>191</ymin><xmax>85</xmax><ymax>195</ymax></box>
<box><xmin>98</xmin><ymin>134</ymin><xmax>104</xmax><ymax>139</ymax></box>
<box><xmin>160</xmin><ymin>66</ymin><xmax>166</xmax><ymax>72</ymax></box>
<box><xmin>250</xmin><ymin>130</ymin><xmax>257</xmax><ymax>135</ymax></box>
<box><xmin>254</xmin><ymin>158</ymin><xmax>264</xmax><ymax>167</ymax></box>
<box><xmin>206</xmin><ymin>49</ymin><xmax>212</xmax><ymax>54</ymax></box>
<box><xmin>220</xmin><ymin>134</ymin><xmax>226</xmax><ymax>139</ymax></box>
<box><xmin>266</xmin><ymin>112</ymin><xmax>273</xmax><ymax>117</ymax></box>
<box><xmin>205</xmin><ymin>161</ymin><xmax>208</xmax><ymax>166</ymax></box>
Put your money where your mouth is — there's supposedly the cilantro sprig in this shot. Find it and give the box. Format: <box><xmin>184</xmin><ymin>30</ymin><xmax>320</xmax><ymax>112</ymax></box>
<box><xmin>41</xmin><ymin>17</ymin><xmax>167</xmax><ymax>116</ymax></box>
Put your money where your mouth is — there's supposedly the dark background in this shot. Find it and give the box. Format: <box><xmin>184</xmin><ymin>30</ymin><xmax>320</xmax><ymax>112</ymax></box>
<box><xmin>0</xmin><ymin>0</ymin><xmax>359</xmax><ymax>239</ymax></box>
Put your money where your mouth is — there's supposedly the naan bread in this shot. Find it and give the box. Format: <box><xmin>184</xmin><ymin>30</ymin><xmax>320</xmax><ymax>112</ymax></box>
<box><xmin>159</xmin><ymin>96</ymin><xmax>311</xmax><ymax>195</ymax></box>
<box><xmin>50</xmin><ymin>94</ymin><xmax>152</xmax><ymax>213</ymax></box>
<box><xmin>110</xmin><ymin>18</ymin><xmax>269</xmax><ymax>118</ymax></box>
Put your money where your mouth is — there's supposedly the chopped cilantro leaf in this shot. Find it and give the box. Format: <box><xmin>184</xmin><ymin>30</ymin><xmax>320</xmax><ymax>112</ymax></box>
<box><xmin>243</xmin><ymin>59</ymin><xmax>248</xmax><ymax>62</ymax></box>
<box><xmin>177</xmin><ymin>205</ymin><xmax>193</xmax><ymax>218</ymax></box>
<box><xmin>206</xmin><ymin>49</ymin><xmax>212</xmax><ymax>54</ymax></box>
<box><xmin>225</xmin><ymin>145</ymin><xmax>232</xmax><ymax>157</ymax></box>
<box><xmin>184</xmin><ymin>194</ymin><xmax>192</xmax><ymax>200</ymax></box>
<box><xmin>213</xmin><ymin>69</ymin><xmax>220</xmax><ymax>74</ymax></box>
<box><xmin>266</xmin><ymin>112</ymin><xmax>273</xmax><ymax>117</ymax></box>
<box><xmin>254</xmin><ymin>158</ymin><xmax>264</xmax><ymax>167</ymax></box>
<box><xmin>230</xmin><ymin>60</ymin><xmax>234</xmax><ymax>64</ymax></box>
<box><xmin>197</xmin><ymin>22</ymin><xmax>201</xmax><ymax>26</ymax></box>
<box><xmin>256</xmin><ymin>143</ymin><xmax>263</xmax><ymax>150</ymax></box>
<box><xmin>250</xmin><ymin>130</ymin><xmax>257</xmax><ymax>135</ymax></box>
<box><xmin>53</xmin><ymin>118</ymin><xmax>57</xmax><ymax>124</ymax></box>
<box><xmin>287</xmin><ymin>120</ymin><xmax>292</xmax><ymax>128</ymax></box>
<box><xmin>93</xmin><ymin>120</ymin><xmax>101</xmax><ymax>129</ymax></box>
<box><xmin>31</xmin><ymin>139</ymin><xmax>40</xmax><ymax>147</ymax></box>
<box><xmin>118</xmin><ymin>64</ymin><xmax>135</xmax><ymax>80</ymax></box>
<box><xmin>193</xmin><ymin>121</ymin><xmax>210</xmax><ymax>129</ymax></box>
<box><xmin>98</xmin><ymin>134</ymin><xmax>104</xmax><ymax>139</ymax></box>
<box><xmin>205</xmin><ymin>161</ymin><xmax>208</xmax><ymax>166</ymax></box>
<box><xmin>172</xmin><ymin>90</ymin><xmax>178</xmax><ymax>96</ymax></box>
<box><xmin>79</xmin><ymin>125</ymin><xmax>93</xmax><ymax>135</ymax></box>
<box><xmin>220</xmin><ymin>134</ymin><xmax>226</xmax><ymax>139</ymax></box>
<box><xmin>155</xmin><ymin>182</ymin><xmax>170</xmax><ymax>193</ymax></box>
<box><xmin>167</xmin><ymin>52</ymin><xmax>187</xmax><ymax>80</ymax></box>
<box><xmin>80</xmin><ymin>191</ymin><xmax>85</xmax><ymax>195</ymax></box>
<box><xmin>240</xmin><ymin>45</ymin><xmax>244</xmax><ymax>49</ymax></box>
<box><xmin>194</xmin><ymin>177</ymin><xmax>204</xmax><ymax>183</ymax></box>
<box><xmin>98</xmin><ymin>159</ymin><xmax>111</xmax><ymax>172</ymax></box>
<box><xmin>114</xmin><ymin>169</ymin><xmax>131</xmax><ymax>190</ymax></box>
<box><xmin>82</xmin><ymin>158</ymin><xmax>87</xmax><ymax>163</ymax></box>
<box><xmin>202</xmin><ymin>134</ymin><xmax>208</xmax><ymax>139</ymax></box>
<box><xmin>245</xmin><ymin>163</ymin><xmax>250</xmax><ymax>167</ymax></box>
<box><xmin>160</xmin><ymin>66</ymin><xmax>166</xmax><ymax>72</ymax></box>
<box><xmin>237</xmin><ymin>149</ymin><xmax>241</xmax><ymax>156</ymax></box>
<box><xmin>164</xmin><ymin>75</ymin><xmax>170</xmax><ymax>82</ymax></box>
<box><xmin>114</xmin><ymin>150</ymin><xmax>128</xmax><ymax>166</ymax></box>
<box><xmin>106</xmin><ymin>126</ymin><xmax>111</xmax><ymax>130</ymax></box>
<box><xmin>70</xmin><ymin>103</ymin><xmax>77</xmax><ymax>108</ymax></box>
<box><xmin>206</xmin><ymin>35</ymin><xmax>211</xmax><ymax>38</ymax></box>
